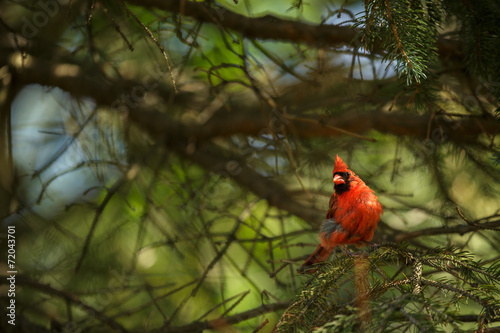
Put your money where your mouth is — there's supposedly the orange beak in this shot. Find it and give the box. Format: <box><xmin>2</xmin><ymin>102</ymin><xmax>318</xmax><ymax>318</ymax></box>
<box><xmin>333</xmin><ymin>174</ymin><xmax>345</xmax><ymax>185</ymax></box>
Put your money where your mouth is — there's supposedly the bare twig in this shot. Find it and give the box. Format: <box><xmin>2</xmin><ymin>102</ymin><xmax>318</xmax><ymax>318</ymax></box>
<box><xmin>1</xmin><ymin>275</ymin><xmax>128</xmax><ymax>332</ymax></box>
<box><xmin>75</xmin><ymin>176</ymin><xmax>127</xmax><ymax>272</ymax></box>
<box><xmin>395</xmin><ymin>218</ymin><xmax>500</xmax><ymax>242</ymax></box>
<box><xmin>162</xmin><ymin>302</ymin><xmax>289</xmax><ymax>333</ymax></box>
<box><xmin>117</xmin><ymin>0</ymin><xmax>178</xmax><ymax>93</ymax></box>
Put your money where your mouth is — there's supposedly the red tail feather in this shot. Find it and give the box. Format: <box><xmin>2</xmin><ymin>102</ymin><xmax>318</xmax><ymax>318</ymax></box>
<box><xmin>298</xmin><ymin>245</ymin><xmax>333</xmax><ymax>273</ymax></box>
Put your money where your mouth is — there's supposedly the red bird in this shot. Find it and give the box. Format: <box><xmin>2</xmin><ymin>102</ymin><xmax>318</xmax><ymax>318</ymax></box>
<box><xmin>299</xmin><ymin>155</ymin><xmax>383</xmax><ymax>273</ymax></box>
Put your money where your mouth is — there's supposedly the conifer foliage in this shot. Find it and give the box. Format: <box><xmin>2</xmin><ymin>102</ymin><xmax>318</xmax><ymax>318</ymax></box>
<box><xmin>275</xmin><ymin>244</ymin><xmax>500</xmax><ymax>332</ymax></box>
<box><xmin>356</xmin><ymin>0</ymin><xmax>441</xmax><ymax>85</ymax></box>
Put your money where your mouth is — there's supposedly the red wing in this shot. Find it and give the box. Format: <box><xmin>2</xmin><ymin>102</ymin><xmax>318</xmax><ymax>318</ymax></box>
<box><xmin>326</xmin><ymin>194</ymin><xmax>337</xmax><ymax>219</ymax></box>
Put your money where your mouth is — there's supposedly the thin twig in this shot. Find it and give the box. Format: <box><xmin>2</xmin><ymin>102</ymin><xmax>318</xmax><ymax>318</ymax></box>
<box><xmin>284</xmin><ymin>114</ymin><xmax>376</xmax><ymax>142</ymax></box>
<box><xmin>384</xmin><ymin>0</ymin><xmax>412</xmax><ymax>70</ymax></box>
<box><xmin>117</xmin><ymin>0</ymin><xmax>178</xmax><ymax>93</ymax></box>
<box><xmin>394</xmin><ymin>218</ymin><xmax>500</xmax><ymax>242</ymax></box>
<box><xmin>75</xmin><ymin>176</ymin><xmax>126</xmax><ymax>272</ymax></box>
<box><xmin>252</xmin><ymin>318</ymin><xmax>270</xmax><ymax>333</ymax></box>
<box><xmin>3</xmin><ymin>275</ymin><xmax>128</xmax><ymax>332</ymax></box>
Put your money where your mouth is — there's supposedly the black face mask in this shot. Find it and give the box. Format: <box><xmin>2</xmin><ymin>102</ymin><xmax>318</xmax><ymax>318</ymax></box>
<box><xmin>333</xmin><ymin>171</ymin><xmax>351</xmax><ymax>195</ymax></box>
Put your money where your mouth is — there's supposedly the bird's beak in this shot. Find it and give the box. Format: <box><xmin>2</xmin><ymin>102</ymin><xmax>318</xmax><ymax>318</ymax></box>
<box><xmin>333</xmin><ymin>174</ymin><xmax>345</xmax><ymax>185</ymax></box>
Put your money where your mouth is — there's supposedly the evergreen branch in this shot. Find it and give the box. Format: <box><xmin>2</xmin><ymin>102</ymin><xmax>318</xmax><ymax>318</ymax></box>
<box><xmin>275</xmin><ymin>258</ymin><xmax>356</xmax><ymax>331</ymax></box>
<box><xmin>398</xmin><ymin>307</ymin><xmax>427</xmax><ymax>332</ymax></box>
<box><xmin>384</xmin><ymin>0</ymin><xmax>412</xmax><ymax>72</ymax></box>
<box><xmin>276</xmin><ymin>245</ymin><xmax>500</xmax><ymax>331</ymax></box>
<box><xmin>422</xmin><ymin>255</ymin><xmax>500</xmax><ymax>285</ymax></box>
<box><xmin>358</xmin><ymin>0</ymin><xmax>442</xmax><ymax>86</ymax></box>
<box><xmin>420</xmin><ymin>277</ymin><xmax>498</xmax><ymax>319</ymax></box>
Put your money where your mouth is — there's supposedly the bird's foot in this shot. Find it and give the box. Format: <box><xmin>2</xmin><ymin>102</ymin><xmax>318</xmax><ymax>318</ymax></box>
<box><xmin>360</xmin><ymin>241</ymin><xmax>380</xmax><ymax>252</ymax></box>
<box><xmin>340</xmin><ymin>245</ymin><xmax>367</xmax><ymax>257</ymax></box>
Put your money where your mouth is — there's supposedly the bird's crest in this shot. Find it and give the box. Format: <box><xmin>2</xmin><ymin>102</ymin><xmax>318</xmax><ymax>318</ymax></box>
<box><xmin>333</xmin><ymin>155</ymin><xmax>350</xmax><ymax>174</ymax></box>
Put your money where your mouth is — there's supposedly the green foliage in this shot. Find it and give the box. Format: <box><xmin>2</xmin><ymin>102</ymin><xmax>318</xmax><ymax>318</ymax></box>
<box><xmin>355</xmin><ymin>0</ymin><xmax>442</xmax><ymax>85</ymax></box>
<box><xmin>493</xmin><ymin>150</ymin><xmax>500</xmax><ymax>166</ymax></box>
<box><xmin>275</xmin><ymin>244</ymin><xmax>500</xmax><ymax>332</ymax></box>
<box><xmin>442</xmin><ymin>0</ymin><xmax>500</xmax><ymax>92</ymax></box>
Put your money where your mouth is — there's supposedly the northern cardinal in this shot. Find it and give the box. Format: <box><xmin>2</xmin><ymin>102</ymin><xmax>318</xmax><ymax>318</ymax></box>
<box><xmin>298</xmin><ymin>155</ymin><xmax>383</xmax><ymax>273</ymax></box>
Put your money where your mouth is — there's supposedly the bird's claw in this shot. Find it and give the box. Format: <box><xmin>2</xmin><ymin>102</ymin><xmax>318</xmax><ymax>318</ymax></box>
<box><xmin>340</xmin><ymin>245</ymin><xmax>365</xmax><ymax>257</ymax></box>
<box><xmin>364</xmin><ymin>242</ymin><xmax>380</xmax><ymax>252</ymax></box>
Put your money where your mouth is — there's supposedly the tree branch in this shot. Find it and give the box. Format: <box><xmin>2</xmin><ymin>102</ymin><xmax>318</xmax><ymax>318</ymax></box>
<box><xmin>6</xmin><ymin>54</ymin><xmax>498</xmax><ymax>145</ymax></box>
<box><xmin>395</xmin><ymin>219</ymin><xmax>500</xmax><ymax>242</ymax></box>
<box><xmin>126</xmin><ymin>0</ymin><xmax>357</xmax><ymax>47</ymax></box>
<box><xmin>4</xmin><ymin>51</ymin><xmax>498</xmax><ymax>228</ymax></box>
<box><xmin>1</xmin><ymin>275</ymin><xmax>128</xmax><ymax>332</ymax></box>
<box><xmin>177</xmin><ymin>141</ymin><xmax>324</xmax><ymax>224</ymax></box>
<box><xmin>163</xmin><ymin>301</ymin><xmax>289</xmax><ymax>333</ymax></box>
<box><xmin>125</xmin><ymin>0</ymin><xmax>462</xmax><ymax>61</ymax></box>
